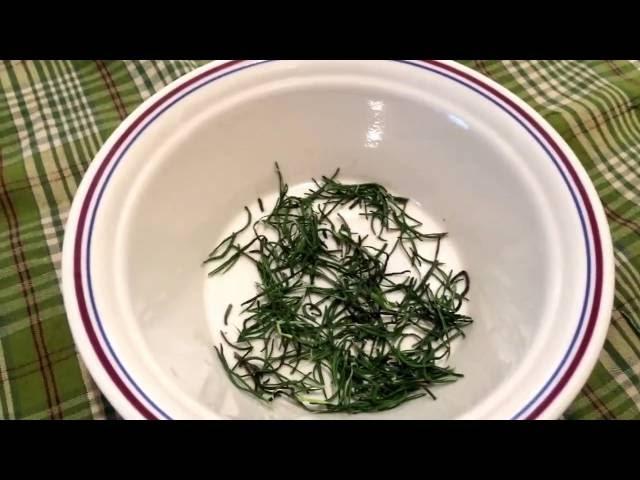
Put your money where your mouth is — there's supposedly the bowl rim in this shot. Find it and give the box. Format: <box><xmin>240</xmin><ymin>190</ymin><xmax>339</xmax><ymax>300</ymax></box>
<box><xmin>61</xmin><ymin>60</ymin><xmax>615</xmax><ymax>420</ymax></box>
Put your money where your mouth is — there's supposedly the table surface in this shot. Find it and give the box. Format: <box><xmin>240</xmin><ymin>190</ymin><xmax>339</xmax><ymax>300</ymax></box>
<box><xmin>0</xmin><ymin>60</ymin><xmax>638</xmax><ymax>420</ymax></box>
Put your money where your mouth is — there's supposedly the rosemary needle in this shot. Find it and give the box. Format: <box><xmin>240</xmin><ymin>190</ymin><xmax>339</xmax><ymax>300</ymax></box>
<box><xmin>224</xmin><ymin>303</ymin><xmax>233</xmax><ymax>326</ymax></box>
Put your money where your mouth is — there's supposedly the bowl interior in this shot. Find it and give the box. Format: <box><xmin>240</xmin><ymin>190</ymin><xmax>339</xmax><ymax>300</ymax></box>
<box><xmin>87</xmin><ymin>61</ymin><xmax>588</xmax><ymax>419</ymax></box>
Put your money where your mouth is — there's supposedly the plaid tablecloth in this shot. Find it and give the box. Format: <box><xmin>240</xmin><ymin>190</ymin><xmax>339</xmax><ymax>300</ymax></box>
<box><xmin>0</xmin><ymin>60</ymin><xmax>638</xmax><ymax>420</ymax></box>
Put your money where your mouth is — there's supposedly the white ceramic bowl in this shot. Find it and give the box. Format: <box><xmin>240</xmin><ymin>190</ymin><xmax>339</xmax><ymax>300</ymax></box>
<box><xmin>62</xmin><ymin>60</ymin><xmax>614</xmax><ymax>419</ymax></box>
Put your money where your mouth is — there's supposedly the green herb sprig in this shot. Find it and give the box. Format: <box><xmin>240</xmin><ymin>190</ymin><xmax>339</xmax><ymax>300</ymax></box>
<box><xmin>205</xmin><ymin>164</ymin><xmax>472</xmax><ymax>413</ymax></box>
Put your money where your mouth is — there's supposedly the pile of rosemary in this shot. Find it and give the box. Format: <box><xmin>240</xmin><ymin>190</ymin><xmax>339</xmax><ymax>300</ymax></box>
<box><xmin>205</xmin><ymin>164</ymin><xmax>472</xmax><ymax>413</ymax></box>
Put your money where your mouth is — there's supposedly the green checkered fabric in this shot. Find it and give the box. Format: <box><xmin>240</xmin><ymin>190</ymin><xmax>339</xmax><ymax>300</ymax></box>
<box><xmin>0</xmin><ymin>60</ymin><xmax>638</xmax><ymax>420</ymax></box>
